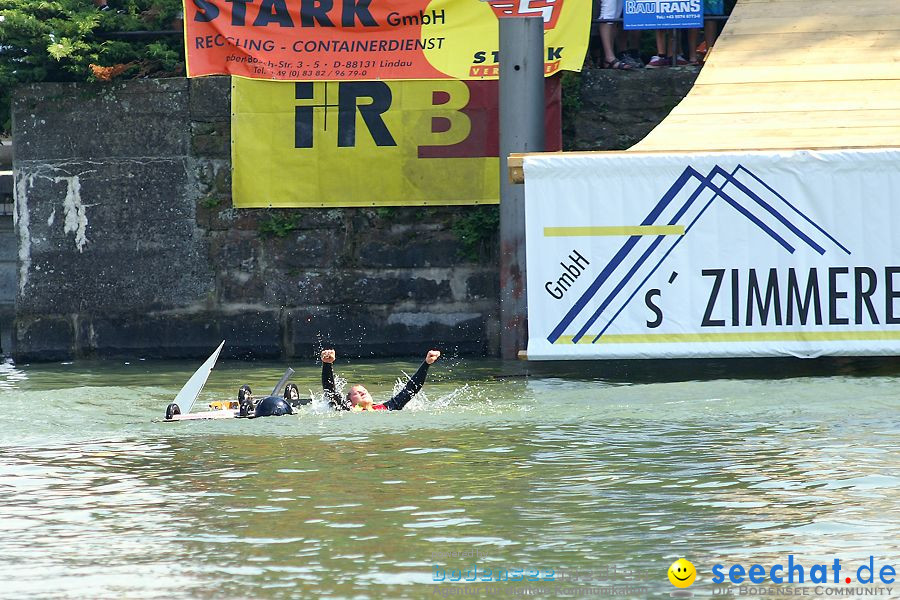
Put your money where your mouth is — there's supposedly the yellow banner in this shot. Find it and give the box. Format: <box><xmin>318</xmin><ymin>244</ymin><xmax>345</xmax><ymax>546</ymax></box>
<box><xmin>232</xmin><ymin>78</ymin><xmax>560</xmax><ymax>207</ymax></box>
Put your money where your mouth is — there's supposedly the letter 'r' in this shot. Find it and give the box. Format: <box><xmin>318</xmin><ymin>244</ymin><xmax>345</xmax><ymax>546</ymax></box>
<box><xmin>295</xmin><ymin>81</ymin><xmax>397</xmax><ymax>148</ymax></box>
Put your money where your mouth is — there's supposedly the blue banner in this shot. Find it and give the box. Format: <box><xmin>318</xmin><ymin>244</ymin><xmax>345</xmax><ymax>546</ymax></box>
<box><xmin>624</xmin><ymin>0</ymin><xmax>703</xmax><ymax>30</ymax></box>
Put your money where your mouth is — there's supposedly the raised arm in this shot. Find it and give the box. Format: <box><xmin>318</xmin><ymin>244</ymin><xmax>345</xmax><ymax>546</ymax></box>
<box><xmin>383</xmin><ymin>350</ymin><xmax>440</xmax><ymax>411</ymax></box>
<box><xmin>321</xmin><ymin>349</ymin><xmax>349</xmax><ymax>411</ymax></box>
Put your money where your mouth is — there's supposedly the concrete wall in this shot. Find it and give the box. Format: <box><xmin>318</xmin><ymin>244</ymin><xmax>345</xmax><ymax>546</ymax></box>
<box><xmin>10</xmin><ymin>69</ymin><xmax>698</xmax><ymax>361</ymax></box>
<box><xmin>11</xmin><ymin>78</ymin><xmax>500</xmax><ymax>360</ymax></box>
<box><xmin>0</xmin><ymin>215</ymin><xmax>14</xmax><ymax>352</ymax></box>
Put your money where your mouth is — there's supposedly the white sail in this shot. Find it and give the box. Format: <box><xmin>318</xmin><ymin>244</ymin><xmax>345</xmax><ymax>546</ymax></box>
<box><xmin>173</xmin><ymin>341</ymin><xmax>225</xmax><ymax>414</ymax></box>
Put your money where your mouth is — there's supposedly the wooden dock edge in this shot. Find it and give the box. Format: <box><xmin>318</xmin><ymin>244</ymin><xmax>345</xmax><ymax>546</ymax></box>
<box><xmin>508</xmin><ymin>154</ymin><xmax>525</xmax><ymax>184</ymax></box>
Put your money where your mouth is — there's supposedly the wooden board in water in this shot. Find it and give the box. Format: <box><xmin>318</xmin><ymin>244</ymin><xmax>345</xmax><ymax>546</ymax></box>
<box><xmin>162</xmin><ymin>409</ymin><xmax>242</xmax><ymax>422</ymax></box>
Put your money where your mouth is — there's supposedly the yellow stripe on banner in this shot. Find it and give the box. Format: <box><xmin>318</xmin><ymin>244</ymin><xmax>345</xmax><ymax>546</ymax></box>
<box><xmin>543</xmin><ymin>226</ymin><xmax>685</xmax><ymax>237</ymax></box>
<box><xmin>555</xmin><ymin>331</ymin><xmax>900</xmax><ymax>344</ymax></box>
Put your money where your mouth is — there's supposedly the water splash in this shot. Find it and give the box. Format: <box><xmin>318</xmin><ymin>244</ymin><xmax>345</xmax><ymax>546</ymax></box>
<box><xmin>307</xmin><ymin>374</ymin><xmax>348</xmax><ymax>413</ymax></box>
<box><xmin>0</xmin><ymin>358</ymin><xmax>28</xmax><ymax>391</ymax></box>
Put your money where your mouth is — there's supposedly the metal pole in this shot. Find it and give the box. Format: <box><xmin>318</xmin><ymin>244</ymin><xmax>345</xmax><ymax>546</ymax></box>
<box><xmin>499</xmin><ymin>16</ymin><xmax>544</xmax><ymax>360</ymax></box>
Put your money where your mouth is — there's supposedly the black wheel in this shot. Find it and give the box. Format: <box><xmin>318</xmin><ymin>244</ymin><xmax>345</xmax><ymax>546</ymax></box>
<box><xmin>165</xmin><ymin>403</ymin><xmax>181</xmax><ymax>420</ymax></box>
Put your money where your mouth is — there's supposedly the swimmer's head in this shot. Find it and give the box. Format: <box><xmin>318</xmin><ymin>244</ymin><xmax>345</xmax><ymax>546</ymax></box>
<box><xmin>283</xmin><ymin>383</ymin><xmax>300</xmax><ymax>401</ymax></box>
<box><xmin>347</xmin><ymin>385</ymin><xmax>373</xmax><ymax>409</ymax></box>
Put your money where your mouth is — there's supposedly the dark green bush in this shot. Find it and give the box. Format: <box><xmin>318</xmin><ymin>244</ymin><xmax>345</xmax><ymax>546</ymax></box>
<box><xmin>453</xmin><ymin>204</ymin><xmax>499</xmax><ymax>261</ymax></box>
<box><xmin>259</xmin><ymin>212</ymin><xmax>302</xmax><ymax>238</ymax></box>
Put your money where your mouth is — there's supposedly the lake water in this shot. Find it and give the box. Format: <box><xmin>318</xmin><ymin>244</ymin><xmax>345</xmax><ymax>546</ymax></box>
<box><xmin>1</xmin><ymin>356</ymin><xmax>898</xmax><ymax>599</ymax></box>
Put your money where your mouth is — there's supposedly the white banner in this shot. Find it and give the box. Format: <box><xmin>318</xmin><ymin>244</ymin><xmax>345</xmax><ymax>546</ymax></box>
<box><xmin>524</xmin><ymin>148</ymin><xmax>900</xmax><ymax>360</ymax></box>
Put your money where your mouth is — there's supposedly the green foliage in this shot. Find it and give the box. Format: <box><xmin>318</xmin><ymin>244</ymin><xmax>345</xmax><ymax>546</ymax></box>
<box><xmin>143</xmin><ymin>39</ymin><xmax>180</xmax><ymax>70</ymax></box>
<box><xmin>200</xmin><ymin>195</ymin><xmax>221</xmax><ymax>209</ymax></box>
<box><xmin>259</xmin><ymin>212</ymin><xmax>301</xmax><ymax>238</ymax></box>
<box><xmin>0</xmin><ymin>0</ymin><xmax>185</xmax><ymax>135</ymax></box>
<box><xmin>560</xmin><ymin>71</ymin><xmax>582</xmax><ymax>151</ymax></box>
<box><xmin>452</xmin><ymin>205</ymin><xmax>499</xmax><ymax>261</ymax></box>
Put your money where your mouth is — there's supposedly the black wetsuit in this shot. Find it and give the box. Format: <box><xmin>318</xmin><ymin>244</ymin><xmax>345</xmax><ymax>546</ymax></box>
<box><xmin>322</xmin><ymin>361</ymin><xmax>431</xmax><ymax>411</ymax></box>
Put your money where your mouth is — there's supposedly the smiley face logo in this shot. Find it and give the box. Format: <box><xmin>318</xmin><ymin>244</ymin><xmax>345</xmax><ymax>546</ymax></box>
<box><xmin>668</xmin><ymin>558</ymin><xmax>696</xmax><ymax>588</ymax></box>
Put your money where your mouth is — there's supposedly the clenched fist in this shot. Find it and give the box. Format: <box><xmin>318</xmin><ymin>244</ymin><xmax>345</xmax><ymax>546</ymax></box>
<box><xmin>425</xmin><ymin>350</ymin><xmax>441</xmax><ymax>365</ymax></box>
<box><xmin>321</xmin><ymin>349</ymin><xmax>335</xmax><ymax>364</ymax></box>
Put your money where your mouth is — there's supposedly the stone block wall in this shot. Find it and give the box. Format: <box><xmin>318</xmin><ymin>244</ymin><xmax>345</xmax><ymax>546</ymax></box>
<box><xmin>12</xmin><ymin>77</ymin><xmax>499</xmax><ymax>360</ymax></box>
<box><xmin>10</xmin><ymin>68</ymin><xmax>697</xmax><ymax>361</ymax></box>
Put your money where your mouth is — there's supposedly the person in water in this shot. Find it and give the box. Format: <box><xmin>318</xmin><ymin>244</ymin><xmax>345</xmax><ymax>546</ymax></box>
<box><xmin>321</xmin><ymin>348</ymin><xmax>441</xmax><ymax>411</ymax></box>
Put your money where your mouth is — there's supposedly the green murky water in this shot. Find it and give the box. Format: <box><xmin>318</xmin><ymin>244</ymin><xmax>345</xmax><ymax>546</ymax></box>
<box><xmin>1</xmin><ymin>356</ymin><xmax>898</xmax><ymax>599</ymax></box>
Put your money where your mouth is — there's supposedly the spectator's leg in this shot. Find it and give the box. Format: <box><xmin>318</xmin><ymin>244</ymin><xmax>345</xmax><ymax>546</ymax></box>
<box><xmin>704</xmin><ymin>18</ymin><xmax>719</xmax><ymax>50</ymax></box>
<box><xmin>615</xmin><ymin>25</ymin><xmax>643</xmax><ymax>67</ymax></box>
<box><xmin>702</xmin><ymin>0</ymin><xmax>724</xmax><ymax>57</ymax></box>
<box><xmin>615</xmin><ymin>27</ymin><xmax>626</xmax><ymax>62</ymax></box>
<box><xmin>648</xmin><ymin>30</ymin><xmax>668</xmax><ymax>68</ymax></box>
<box><xmin>599</xmin><ymin>22</ymin><xmax>618</xmax><ymax>66</ymax></box>
<box><xmin>687</xmin><ymin>28</ymin><xmax>700</xmax><ymax>63</ymax></box>
<box><xmin>598</xmin><ymin>0</ymin><xmax>631</xmax><ymax>69</ymax></box>
<box><xmin>626</xmin><ymin>30</ymin><xmax>643</xmax><ymax>64</ymax></box>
